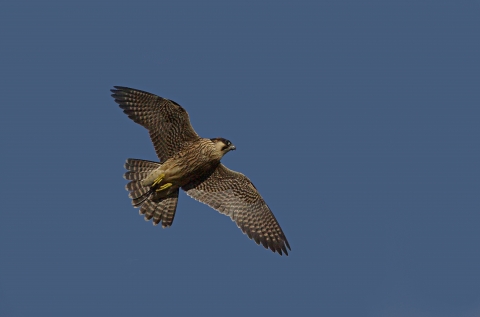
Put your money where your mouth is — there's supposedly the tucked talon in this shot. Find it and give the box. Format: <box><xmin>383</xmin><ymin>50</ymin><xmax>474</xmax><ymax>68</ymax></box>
<box><xmin>151</xmin><ymin>174</ymin><xmax>165</xmax><ymax>186</ymax></box>
<box><xmin>156</xmin><ymin>183</ymin><xmax>173</xmax><ymax>192</ymax></box>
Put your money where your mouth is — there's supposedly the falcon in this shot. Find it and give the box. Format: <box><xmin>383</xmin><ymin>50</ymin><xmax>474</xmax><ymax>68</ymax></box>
<box><xmin>111</xmin><ymin>86</ymin><xmax>291</xmax><ymax>255</ymax></box>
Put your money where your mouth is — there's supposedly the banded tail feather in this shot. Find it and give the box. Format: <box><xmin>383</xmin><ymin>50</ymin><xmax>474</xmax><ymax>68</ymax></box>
<box><xmin>124</xmin><ymin>159</ymin><xmax>179</xmax><ymax>228</ymax></box>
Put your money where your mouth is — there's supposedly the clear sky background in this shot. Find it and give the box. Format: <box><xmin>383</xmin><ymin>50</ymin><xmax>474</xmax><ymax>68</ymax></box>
<box><xmin>1</xmin><ymin>1</ymin><xmax>479</xmax><ymax>316</ymax></box>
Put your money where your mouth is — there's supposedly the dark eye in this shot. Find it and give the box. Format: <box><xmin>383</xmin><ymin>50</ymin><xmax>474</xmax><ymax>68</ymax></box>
<box><xmin>226</xmin><ymin>141</ymin><xmax>231</xmax><ymax>146</ymax></box>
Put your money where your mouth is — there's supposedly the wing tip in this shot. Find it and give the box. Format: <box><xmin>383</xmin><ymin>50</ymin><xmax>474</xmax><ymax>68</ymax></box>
<box><xmin>111</xmin><ymin>86</ymin><xmax>159</xmax><ymax>98</ymax></box>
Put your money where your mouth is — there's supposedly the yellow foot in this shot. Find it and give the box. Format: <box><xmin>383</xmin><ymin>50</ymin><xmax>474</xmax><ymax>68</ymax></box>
<box><xmin>151</xmin><ymin>174</ymin><xmax>165</xmax><ymax>187</ymax></box>
<box><xmin>156</xmin><ymin>183</ymin><xmax>173</xmax><ymax>192</ymax></box>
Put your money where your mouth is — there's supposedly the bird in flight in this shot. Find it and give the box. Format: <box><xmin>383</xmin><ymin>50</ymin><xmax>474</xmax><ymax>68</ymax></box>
<box><xmin>111</xmin><ymin>87</ymin><xmax>290</xmax><ymax>255</ymax></box>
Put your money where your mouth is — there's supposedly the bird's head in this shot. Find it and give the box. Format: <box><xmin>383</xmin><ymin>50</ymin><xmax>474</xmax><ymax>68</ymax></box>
<box><xmin>211</xmin><ymin>138</ymin><xmax>236</xmax><ymax>155</ymax></box>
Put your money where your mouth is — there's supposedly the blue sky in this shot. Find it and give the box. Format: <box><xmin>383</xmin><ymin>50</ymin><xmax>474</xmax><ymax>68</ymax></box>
<box><xmin>1</xmin><ymin>1</ymin><xmax>479</xmax><ymax>316</ymax></box>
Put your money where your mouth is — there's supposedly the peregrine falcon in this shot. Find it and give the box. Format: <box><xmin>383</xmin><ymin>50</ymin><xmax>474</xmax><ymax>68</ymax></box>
<box><xmin>111</xmin><ymin>86</ymin><xmax>291</xmax><ymax>255</ymax></box>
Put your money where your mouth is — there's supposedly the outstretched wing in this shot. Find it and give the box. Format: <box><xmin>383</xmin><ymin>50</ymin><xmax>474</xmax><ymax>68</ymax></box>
<box><xmin>111</xmin><ymin>86</ymin><xmax>200</xmax><ymax>162</ymax></box>
<box><xmin>183</xmin><ymin>164</ymin><xmax>291</xmax><ymax>255</ymax></box>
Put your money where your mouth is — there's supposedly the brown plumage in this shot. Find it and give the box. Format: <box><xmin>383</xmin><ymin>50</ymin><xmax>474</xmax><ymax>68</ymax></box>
<box><xmin>111</xmin><ymin>86</ymin><xmax>291</xmax><ymax>255</ymax></box>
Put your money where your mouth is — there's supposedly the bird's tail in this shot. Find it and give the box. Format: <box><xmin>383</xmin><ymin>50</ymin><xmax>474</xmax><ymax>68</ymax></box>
<box><xmin>124</xmin><ymin>159</ymin><xmax>179</xmax><ymax>228</ymax></box>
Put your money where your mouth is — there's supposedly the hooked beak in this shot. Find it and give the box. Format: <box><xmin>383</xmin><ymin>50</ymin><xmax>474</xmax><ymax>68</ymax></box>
<box><xmin>230</xmin><ymin>144</ymin><xmax>236</xmax><ymax>151</ymax></box>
